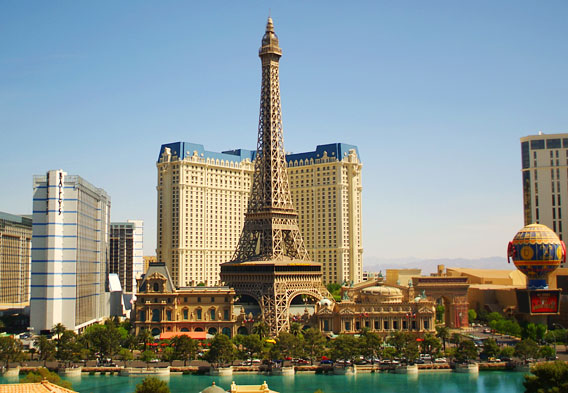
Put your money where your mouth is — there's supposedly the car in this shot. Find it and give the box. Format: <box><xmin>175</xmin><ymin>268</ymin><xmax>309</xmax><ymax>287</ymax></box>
<box><xmin>320</xmin><ymin>360</ymin><xmax>333</xmax><ymax>365</ymax></box>
<box><xmin>251</xmin><ymin>359</ymin><xmax>261</xmax><ymax>365</ymax></box>
<box><xmin>149</xmin><ymin>359</ymin><xmax>159</xmax><ymax>363</ymax></box>
<box><xmin>488</xmin><ymin>357</ymin><xmax>501</xmax><ymax>363</ymax></box>
<box><xmin>434</xmin><ymin>358</ymin><xmax>447</xmax><ymax>363</ymax></box>
<box><xmin>483</xmin><ymin>328</ymin><xmax>492</xmax><ymax>334</ymax></box>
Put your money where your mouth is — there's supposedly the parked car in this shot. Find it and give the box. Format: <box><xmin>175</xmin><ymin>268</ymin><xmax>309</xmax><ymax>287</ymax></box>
<box><xmin>320</xmin><ymin>360</ymin><xmax>333</xmax><ymax>365</ymax></box>
<box><xmin>434</xmin><ymin>357</ymin><xmax>447</xmax><ymax>363</ymax></box>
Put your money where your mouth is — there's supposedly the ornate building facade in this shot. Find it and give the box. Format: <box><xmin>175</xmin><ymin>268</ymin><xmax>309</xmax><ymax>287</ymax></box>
<box><xmin>133</xmin><ymin>263</ymin><xmax>241</xmax><ymax>337</ymax></box>
<box><xmin>315</xmin><ymin>279</ymin><xmax>436</xmax><ymax>335</ymax></box>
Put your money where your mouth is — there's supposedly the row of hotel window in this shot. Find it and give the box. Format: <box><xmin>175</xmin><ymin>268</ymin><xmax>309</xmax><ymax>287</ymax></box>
<box><xmin>141</xmin><ymin>308</ymin><xmax>230</xmax><ymax>322</ymax></box>
<box><xmin>321</xmin><ymin>319</ymin><xmax>429</xmax><ymax>332</ymax></box>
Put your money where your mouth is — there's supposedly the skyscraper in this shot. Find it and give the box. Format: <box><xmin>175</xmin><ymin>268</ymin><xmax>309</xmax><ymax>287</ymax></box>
<box><xmin>0</xmin><ymin>211</ymin><xmax>32</xmax><ymax>312</ymax></box>
<box><xmin>156</xmin><ymin>143</ymin><xmax>363</xmax><ymax>287</ymax></box>
<box><xmin>521</xmin><ymin>133</ymin><xmax>568</xmax><ymax>268</ymax></box>
<box><xmin>110</xmin><ymin>220</ymin><xmax>144</xmax><ymax>293</ymax></box>
<box><xmin>30</xmin><ymin>170</ymin><xmax>111</xmax><ymax>333</ymax></box>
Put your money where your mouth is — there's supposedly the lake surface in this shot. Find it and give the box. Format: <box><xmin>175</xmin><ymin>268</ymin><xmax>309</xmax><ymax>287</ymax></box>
<box><xmin>1</xmin><ymin>371</ymin><xmax>527</xmax><ymax>393</ymax></box>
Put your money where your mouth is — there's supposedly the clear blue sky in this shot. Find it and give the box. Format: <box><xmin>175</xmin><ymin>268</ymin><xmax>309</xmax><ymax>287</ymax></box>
<box><xmin>1</xmin><ymin>1</ymin><xmax>567</xmax><ymax>262</ymax></box>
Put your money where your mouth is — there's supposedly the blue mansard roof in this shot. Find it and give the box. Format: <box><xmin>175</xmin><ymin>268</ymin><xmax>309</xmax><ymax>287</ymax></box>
<box><xmin>158</xmin><ymin>142</ymin><xmax>359</xmax><ymax>164</ymax></box>
<box><xmin>285</xmin><ymin>143</ymin><xmax>360</xmax><ymax>163</ymax></box>
<box><xmin>158</xmin><ymin>142</ymin><xmax>256</xmax><ymax>163</ymax></box>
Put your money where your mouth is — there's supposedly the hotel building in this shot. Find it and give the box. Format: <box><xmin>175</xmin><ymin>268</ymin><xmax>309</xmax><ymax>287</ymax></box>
<box><xmin>110</xmin><ymin>220</ymin><xmax>144</xmax><ymax>293</ymax></box>
<box><xmin>30</xmin><ymin>170</ymin><xmax>111</xmax><ymax>333</ymax></box>
<box><xmin>156</xmin><ymin>142</ymin><xmax>362</xmax><ymax>287</ymax></box>
<box><xmin>0</xmin><ymin>212</ymin><xmax>32</xmax><ymax>312</ymax></box>
<box><xmin>521</xmin><ymin>133</ymin><xmax>568</xmax><ymax>267</ymax></box>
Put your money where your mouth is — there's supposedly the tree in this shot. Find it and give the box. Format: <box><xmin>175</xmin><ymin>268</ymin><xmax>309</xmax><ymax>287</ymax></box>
<box><xmin>388</xmin><ymin>331</ymin><xmax>415</xmax><ymax>358</ymax></box>
<box><xmin>382</xmin><ymin>347</ymin><xmax>396</xmax><ymax>360</ymax></box>
<box><xmin>436</xmin><ymin>326</ymin><xmax>450</xmax><ymax>351</ymax></box>
<box><xmin>21</xmin><ymin>368</ymin><xmax>73</xmax><ymax>390</ymax></box>
<box><xmin>450</xmin><ymin>332</ymin><xmax>462</xmax><ymax>345</ymax></box>
<box><xmin>360</xmin><ymin>330</ymin><xmax>383</xmax><ymax>363</ymax></box>
<box><xmin>289</xmin><ymin>322</ymin><xmax>302</xmax><ymax>337</ymax></box>
<box><xmin>420</xmin><ymin>333</ymin><xmax>441</xmax><ymax>357</ymax></box>
<box><xmin>303</xmin><ymin>328</ymin><xmax>326</xmax><ymax>365</ymax></box>
<box><xmin>515</xmin><ymin>339</ymin><xmax>539</xmax><ymax>363</ymax></box>
<box><xmin>135</xmin><ymin>376</ymin><xmax>171</xmax><ymax>393</ymax></box>
<box><xmin>538</xmin><ymin>345</ymin><xmax>555</xmax><ymax>360</ymax></box>
<box><xmin>81</xmin><ymin>323</ymin><xmax>121</xmax><ymax>359</ymax></box>
<box><xmin>252</xmin><ymin>321</ymin><xmax>269</xmax><ymax>339</ymax></box>
<box><xmin>455</xmin><ymin>340</ymin><xmax>478</xmax><ymax>363</ymax></box>
<box><xmin>236</xmin><ymin>334</ymin><xmax>263</xmax><ymax>360</ymax></box>
<box><xmin>0</xmin><ymin>336</ymin><xmax>23</xmax><ymax>368</ymax></box>
<box><xmin>118</xmin><ymin>348</ymin><xmax>133</xmax><ymax>365</ymax></box>
<box><xmin>275</xmin><ymin>332</ymin><xmax>300</xmax><ymax>360</ymax></box>
<box><xmin>161</xmin><ymin>347</ymin><xmax>176</xmax><ymax>365</ymax></box>
<box><xmin>523</xmin><ymin>360</ymin><xmax>568</xmax><ymax>393</ymax></box>
<box><xmin>206</xmin><ymin>334</ymin><xmax>235</xmax><ymax>367</ymax></box>
<box><xmin>140</xmin><ymin>350</ymin><xmax>156</xmax><ymax>366</ymax></box>
<box><xmin>436</xmin><ymin>304</ymin><xmax>445</xmax><ymax>322</ymax></box>
<box><xmin>35</xmin><ymin>335</ymin><xmax>56</xmax><ymax>366</ymax></box>
<box><xmin>468</xmin><ymin>309</ymin><xmax>477</xmax><ymax>323</ymax></box>
<box><xmin>52</xmin><ymin>323</ymin><xmax>66</xmax><ymax>341</ymax></box>
<box><xmin>481</xmin><ymin>338</ymin><xmax>500</xmax><ymax>359</ymax></box>
<box><xmin>330</xmin><ymin>335</ymin><xmax>360</xmax><ymax>365</ymax></box>
<box><xmin>56</xmin><ymin>330</ymin><xmax>81</xmax><ymax>367</ymax></box>
<box><xmin>171</xmin><ymin>335</ymin><xmax>197</xmax><ymax>366</ymax></box>
<box><xmin>499</xmin><ymin>346</ymin><xmax>515</xmax><ymax>359</ymax></box>
<box><xmin>403</xmin><ymin>341</ymin><xmax>420</xmax><ymax>364</ymax></box>
<box><xmin>137</xmin><ymin>329</ymin><xmax>154</xmax><ymax>351</ymax></box>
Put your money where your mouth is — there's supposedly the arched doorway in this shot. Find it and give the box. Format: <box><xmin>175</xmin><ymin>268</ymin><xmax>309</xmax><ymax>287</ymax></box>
<box><xmin>222</xmin><ymin>327</ymin><xmax>232</xmax><ymax>337</ymax></box>
<box><xmin>195</xmin><ymin>327</ymin><xmax>204</xmax><ymax>332</ymax></box>
<box><xmin>234</xmin><ymin>294</ymin><xmax>261</xmax><ymax>318</ymax></box>
<box><xmin>181</xmin><ymin>328</ymin><xmax>189</xmax><ymax>332</ymax></box>
<box><xmin>151</xmin><ymin>327</ymin><xmax>161</xmax><ymax>336</ymax></box>
<box><xmin>208</xmin><ymin>327</ymin><xmax>217</xmax><ymax>335</ymax></box>
<box><xmin>237</xmin><ymin>326</ymin><xmax>248</xmax><ymax>335</ymax></box>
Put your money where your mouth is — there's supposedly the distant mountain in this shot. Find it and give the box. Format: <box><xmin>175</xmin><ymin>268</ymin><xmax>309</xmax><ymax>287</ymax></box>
<box><xmin>363</xmin><ymin>256</ymin><xmax>510</xmax><ymax>275</ymax></box>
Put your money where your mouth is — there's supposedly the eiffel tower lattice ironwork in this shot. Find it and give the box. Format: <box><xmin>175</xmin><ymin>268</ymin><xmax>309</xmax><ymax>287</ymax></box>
<box><xmin>221</xmin><ymin>18</ymin><xmax>331</xmax><ymax>336</ymax></box>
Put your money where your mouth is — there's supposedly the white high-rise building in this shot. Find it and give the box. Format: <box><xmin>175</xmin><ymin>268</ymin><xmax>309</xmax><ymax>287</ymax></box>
<box><xmin>156</xmin><ymin>142</ymin><xmax>363</xmax><ymax>287</ymax></box>
<box><xmin>30</xmin><ymin>170</ymin><xmax>111</xmax><ymax>333</ymax></box>
<box><xmin>521</xmin><ymin>133</ymin><xmax>568</xmax><ymax>268</ymax></box>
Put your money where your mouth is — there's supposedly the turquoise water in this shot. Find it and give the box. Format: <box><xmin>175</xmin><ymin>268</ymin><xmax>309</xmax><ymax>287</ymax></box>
<box><xmin>1</xmin><ymin>372</ymin><xmax>526</xmax><ymax>393</ymax></box>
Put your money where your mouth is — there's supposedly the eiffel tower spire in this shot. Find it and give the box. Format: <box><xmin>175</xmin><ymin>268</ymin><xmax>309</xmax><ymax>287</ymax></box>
<box><xmin>221</xmin><ymin>19</ymin><xmax>329</xmax><ymax>336</ymax></box>
<box><xmin>232</xmin><ymin>18</ymin><xmax>309</xmax><ymax>262</ymax></box>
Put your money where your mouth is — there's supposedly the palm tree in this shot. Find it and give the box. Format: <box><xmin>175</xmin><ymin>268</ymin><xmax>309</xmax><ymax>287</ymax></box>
<box><xmin>252</xmin><ymin>321</ymin><xmax>269</xmax><ymax>339</ymax></box>
<box><xmin>289</xmin><ymin>322</ymin><xmax>302</xmax><ymax>337</ymax></box>
<box><xmin>137</xmin><ymin>329</ymin><xmax>154</xmax><ymax>351</ymax></box>
<box><xmin>436</xmin><ymin>326</ymin><xmax>450</xmax><ymax>351</ymax></box>
<box><xmin>52</xmin><ymin>323</ymin><xmax>66</xmax><ymax>341</ymax></box>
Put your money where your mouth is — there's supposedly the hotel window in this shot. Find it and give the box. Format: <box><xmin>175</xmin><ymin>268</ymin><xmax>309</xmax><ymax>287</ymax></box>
<box><xmin>384</xmin><ymin>320</ymin><xmax>389</xmax><ymax>330</ymax></box>
<box><xmin>210</xmin><ymin>309</ymin><xmax>216</xmax><ymax>321</ymax></box>
<box><xmin>355</xmin><ymin>321</ymin><xmax>361</xmax><ymax>331</ymax></box>
<box><xmin>224</xmin><ymin>309</ymin><xmax>229</xmax><ymax>320</ymax></box>
<box><xmin>139</xmin><ymin>311</ymin><xmax>145</xmax><ymax>322</ymax></box>
<box><xmin>166</xmin><ymin>310</ymin><xmax>172</xmax><ymax>321</ymax></box>
<box><xmin>323</xmin><ymin>320</ymin><xmax>330</xmax><ymax>331</ymax></box>
<box><xmin>196</xmin><ymin>309</ymin><xmax>202</xmax><ymax>320</ymax></box>
<box><xmin>183</xmin><ymin>309</ymin><xmax>189</xmax><ymax>320</ymax></box>
<box><xmin>424</xmin><ymin>320</ymin><xmax>430</xmax><ymax>330</ymax></box>
<box><xmin>344</xmin><ymin>321</ymin><xmax>351</xmax><ymax>331</ymax></box>
<box><xmin>374</xmin><ymin>320</ymin><xmax>379</xmax><ymax>330</ymax></box>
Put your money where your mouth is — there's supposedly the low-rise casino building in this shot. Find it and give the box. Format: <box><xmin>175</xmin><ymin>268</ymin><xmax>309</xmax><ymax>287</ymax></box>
<box><xmin>315</xmin><ymin>278</ymin><xmax>436</xmax><ymax>336</ymax></box>
<box><xmin>133</xmin><ymin>263</ymin><xmax>242</xmax><ymax>337</ymax></box>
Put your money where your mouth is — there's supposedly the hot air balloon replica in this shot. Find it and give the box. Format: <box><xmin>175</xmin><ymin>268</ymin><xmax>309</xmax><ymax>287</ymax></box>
<box><xmin>507</xmin><ymin>223</ymin><xmax>563</xmax><ymax>315</ymax></box>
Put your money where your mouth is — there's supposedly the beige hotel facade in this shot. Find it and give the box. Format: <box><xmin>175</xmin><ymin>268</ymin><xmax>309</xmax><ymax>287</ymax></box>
<box><xmin>521</xmin><ymin>132</ymin><xmax>568</xmax><ymax>268</ymax></box>
<box><xmin>156</xmin><ymin>142</ymin><xmax>362</xmax><ymax>287</ymax></box>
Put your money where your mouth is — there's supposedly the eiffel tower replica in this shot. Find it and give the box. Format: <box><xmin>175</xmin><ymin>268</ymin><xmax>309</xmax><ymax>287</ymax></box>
<box><xmin>221</xmin><ymin>18</ymin><xmax>330</xmax><ymax>336</ymax></box>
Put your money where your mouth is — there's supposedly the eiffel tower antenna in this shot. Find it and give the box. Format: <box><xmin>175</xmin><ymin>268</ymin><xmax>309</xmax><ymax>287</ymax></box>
<box><xmin>221</xmin><ymin>18</ymin><xmax>330</xmax><ymax>336</ymax></box>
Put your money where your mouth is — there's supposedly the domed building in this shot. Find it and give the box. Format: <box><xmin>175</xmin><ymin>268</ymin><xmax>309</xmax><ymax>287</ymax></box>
<box><xmin>314</xmin><ymin>278</ymin><xmax>435</xmax><ymax>336</ymax></box>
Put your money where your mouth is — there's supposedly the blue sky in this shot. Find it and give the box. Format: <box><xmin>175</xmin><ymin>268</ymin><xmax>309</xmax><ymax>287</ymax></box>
<box><xmin>1</xmin><ymin>1</ymin><xmax>567</xmax><ymax>262</ymax></box>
